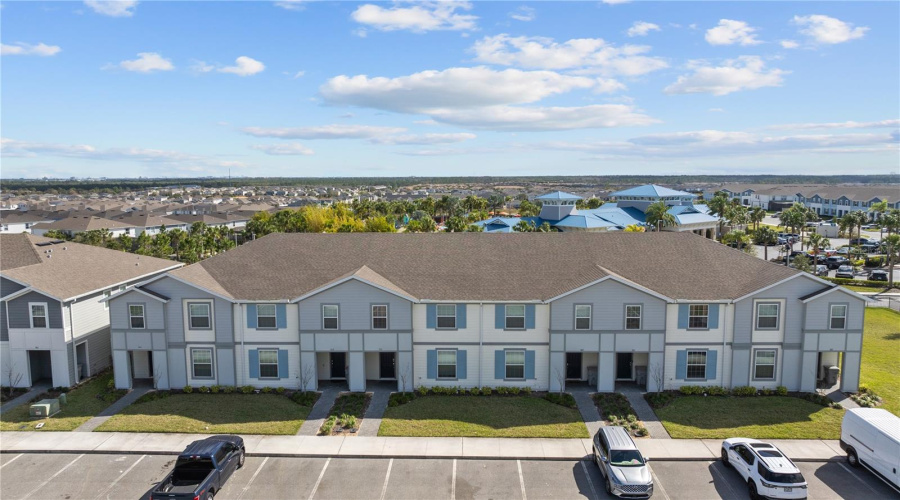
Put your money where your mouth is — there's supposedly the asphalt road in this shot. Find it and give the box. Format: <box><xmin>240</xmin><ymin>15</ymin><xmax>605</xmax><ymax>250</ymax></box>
<box><xmin>1</xmin><ymin>453</ymin><xmax>897</xmax><ymax>500</ymax></box>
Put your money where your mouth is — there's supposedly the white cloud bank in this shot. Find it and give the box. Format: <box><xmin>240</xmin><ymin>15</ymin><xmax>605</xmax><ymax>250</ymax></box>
<box><xmin>767</xmin><ymin>119</ymin><xmax>900</xmax><ymax>131</ymax></box>
<box><xmin>84</xmin><ymin>1</ymin><xmax>138</xmax><ymax>17</ymax></box>
<box><xmin>793</xmin><ymin>14</ymin><xmax>868</xmax><ymax>44</ymax></box>
<box><xmin>665</xmin><ymin>56</ymin><xmax>786</xmax><ymax>96</ymax></box>
<box><xmin>705</xmin><ymin>19</ymin><xmax>762</xmax><ymax>46</ymax></box>
<box><xmin>351</xmin><ymin>1</ymin><xmax>477</xmax><ymax>34</ymax></box>
<box><xmin>118</xmin><ymin>52</ymin><xmax>174</xmax><ymax>73</ymax></box>
<box><xmin>242</xmin><ymin>125</ymin><xmax>478</xmax><ymax>145</ymax></box>
<box><xmin>0</xmin><ymin>42</ymin><xmax>61</xmax><ymax>56</ymax></box>
<box><xmin>250</xmin><ymin>143</ymin><xmax>314</xmax><ymax>155</ymax></box>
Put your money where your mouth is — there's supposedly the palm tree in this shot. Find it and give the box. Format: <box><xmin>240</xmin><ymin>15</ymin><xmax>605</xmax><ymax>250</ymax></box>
<box><xmin>750</xmin><ymin>206</ymin><xmax>766</xmax><ymax>232</ymax></box>
<box><xmin>645</xmin><ymin>201</ymin><xmax>677</xmax><ymax>231</ymax></box>
<box><xmin>723</xmin><ymin>229</ymin><xmax>751</xmax><ymax>253</ymax></box>
<box><xmin>882</xmin><ymin>234</ymin><xmax>900</xmax><ymax>289</ymax></box>
<box><xmin>707</xmin><ymin>191</ymin><xmax>730</xmax><ymax>240</ymax></box>
<box><xmin>881</xmin><ymin>209</ymin><xmax>900</xmax><ymax>238</ymax></box>
<box><xmin>851</xmin><ymin>210</ymin><xmax>870</xmax><ymax>251</ymax></box>
<box><xmin>870</xmin><ymin>200</ymin><xmax>889</xmax><ymax>240</ymax></box>
<box><xmin>726</xmin><ymin>204</ymin><xmax>749</xmax><ymax>232</ymax></box>
<box><xmin>487</xmin><ymin>194</ymin><xmax>505</xmax><ymax>216</ymax></box>
<box><xmin>807</xmin><ymin>233</ymin><xmax>830</xmax><ymax>265</ymax></box>
<box><xmin>754</xmin><ymin>226</ymin><xmax>778</xmax><ymax>260</ymax></box>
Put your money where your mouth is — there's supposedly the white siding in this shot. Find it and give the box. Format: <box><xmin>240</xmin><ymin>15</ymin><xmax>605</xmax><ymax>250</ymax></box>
<box><xmin>233</xmin><ymin>303</ymin><xmax>300</xmax><ymax>344</ymax></box>
<box><xmin>665</xmin><ymin>303</ymin><xmax>728</xmax><ymax>343</ymax></box>
<box><xmin>70</xmin><ymin>292</ymin><xmax>111</xmax><ymax>339</ymax></box>
<box><xmin>412</xmin><ymin>304</ymin><xmax>480</xmax><ymax>343</ymax></box>
<box><xmin>413</xmin><ymin>346</ymin><xmax>482</xmax><ymax>389</ymax></box>
<box><xmin>236</xmin><ymin>344</ymin><xmax>301</xmax><ymax>389</ymax></box>
<box><xmin>663</xmin><ymin>345</ymin><xmax>728</xmax><ymax>390</ymax></box>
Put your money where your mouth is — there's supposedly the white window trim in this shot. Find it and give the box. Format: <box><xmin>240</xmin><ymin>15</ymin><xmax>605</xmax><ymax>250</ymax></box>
<box><xmin>505</xmin><ymin>349</ymin><xmax>525</xmax><ymax>380</ymax></box>
<box><xmin>372</xmin><ymin>304</ymin><xmax>388</xmax><ymax>330</ymax></box>
<box><xmin>686</xmin><ymin>350</ymin><xmax>707</xmax><ymax>380</ymax></box>
<box><xmin>28</xmin><ymin>302</ymin><xmax>48</xmax><ymax>329</ymax></box>
<box><xmin>129</xmin><ymin>304</ymin><xmax>146</xmax><ymax>330</ymax></box>
<box><xmin>436</xmin><ymin>349</ymin><xmax>457</xmax><ymax>380</ymax></box>
<box><xmin>505</xmin><ymin>304</ymin><xmax>526</xmax><ymax>330</ymax></box>
<box><xmin>625</xmin><ymin>304</ymin><xmax>642</xmax><ymax>330</ymax></box>
<box><xmin>190</xmin><ymin>347</ymin><xmax>215</xmax><ymax>380</ymax></box>
<box><xmin>436</xmin><ymin>304</ymin><xmax>457</xmax><ymax>330</ymax></box>
<box><xmin>829</xmin><ymin>304</ymin><xmax>847</xmax><ymax>330</ymax></box>
<box><xmin>322</xmin><ymin>304</ymin><xmax>339</xmax><ymax>330</ymax></box>
<box><xmin>187</xmin><ymin>302</ymin><xmax>212</xmax><ymax>330</ymax></box>
<box><xmin>256</xmin><ymin>304</ymin><xmax>277</xmax><ymax>330</ymax></box>
<box><xmin>574</xmin><ymin>305</ymin><xmax>591</xmax><ymax>330</ymax></box>
<box><xmin>755</xmin><ymin>303</ymin><xmax>780</xmax><ymax>330</ymax></box>
<box><xmin>753</xmin><ymin>349</ymin><xmax>777</xmax><ymax>381</ymax></box>
<box><xmin>688</xmin><ymin>304</ymin><xmax>709</xmax><ymax>330</ymax></box>
<box><xmin>258</xmin><ymin>348</ymin><xmax>279</xmax><ymax>379</ymax></box>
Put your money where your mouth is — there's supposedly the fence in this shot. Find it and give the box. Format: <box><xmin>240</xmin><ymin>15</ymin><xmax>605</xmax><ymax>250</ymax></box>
<box><xmin>866</xmin><ymin>295</ymin><xmax>900</xmax><ymax>312</ymax></box>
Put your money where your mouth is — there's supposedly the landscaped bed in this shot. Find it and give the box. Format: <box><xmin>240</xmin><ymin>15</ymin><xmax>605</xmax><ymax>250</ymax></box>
<box><xmin>319</xmin><ymin>393</ymin><xmax>371</xmax><ymax>435</ymax></box>
<box><xmin>0</xmin><ymin>371</ymin><xmax>126</xmax><ymax>431</ymax></box>
<box><xmin>378</xmin><ymin>392</ymin><xmax>589</xmax><ymax>438</ymax></box>
<box><xmin>593</xmin><ymin>393</ymin><xmax>648</xmax><ymax>437</ymax></box>
<box><xmin>0</xmin><ymin>387</ymin><xmax>28</xmax><ymax>406</ymax></box>
<box><xmin>96</xmin><ymin>389</ymin><xmax>316</xmax><ymax>435</ymax></box>
<box><xmin>860</xmin><ymin>308</ymin><xmax>900</xmax><ymax>415</ymax></box>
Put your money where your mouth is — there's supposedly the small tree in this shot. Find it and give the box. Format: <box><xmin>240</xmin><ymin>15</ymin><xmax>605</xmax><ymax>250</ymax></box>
<box><xmin>554</xmin><ymin>366</ymin><xmax>566</xmax><ymax>395</ymax></box>
<box><xmin>649</xmin><ymin>362</ymin><xmax>664</xmax><ymax>394</ymax></box>
<box><xmin>792</xmin><ymin>254</ymin><xmax>813</xmax><ymax>274</ymax></box>
<box><xmin>297</xmin><ymin>363</ymin><xmax>315</xmax><ymax>392</ymax></box>
<box><xmin>4</xmin><ymin>362</ymin><xmax>24</xmax><ymax>397</ymax></box>
<box><xmin>399</xmin><ymin>362</ymin><xmax>411</xmax><ymax>393</ymax></box>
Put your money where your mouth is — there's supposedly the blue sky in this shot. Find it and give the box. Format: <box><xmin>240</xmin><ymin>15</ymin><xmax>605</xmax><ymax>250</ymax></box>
<box><xmin>2</xmin><ymin>1</ymin><xmax>898</xmax><ymax>178</ymax></box>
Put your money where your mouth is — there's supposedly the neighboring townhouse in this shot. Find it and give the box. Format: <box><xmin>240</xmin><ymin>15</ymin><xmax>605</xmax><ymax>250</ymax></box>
<box><xmin>107</xmin><ymin>233</ymin><xmax>868</xmax><ymax>395</ymax></box>
<box><xmin>0</xmin><ymin>234</ymin><xmax>182</xmax><ymax>388</ymax></box>
<box><xmin>706</xmin><ymin>184</ymin><xmax>900</xmax><ymax>217</ymax></box>
<box><xmin>0</xmin><ymin>212</ymin><xmax>52</xmax><ymax>234</ymax></box>
<box><xmin>31</xmin><ymin>215</ymin><xmax>132</xmax><ymax>238</ymax></box>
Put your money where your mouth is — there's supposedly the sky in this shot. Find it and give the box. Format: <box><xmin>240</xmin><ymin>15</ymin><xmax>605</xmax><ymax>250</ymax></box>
<box><xmin>1</xmin><ymin>0</ymin><xmax>898</xmax><ymax>179</ymax></box>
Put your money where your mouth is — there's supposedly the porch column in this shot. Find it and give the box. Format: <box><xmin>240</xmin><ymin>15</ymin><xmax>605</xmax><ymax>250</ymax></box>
<box><xmin>549</xmin><ymin>351</ymin><xmax>566</xmax><ymax>393</ymax></box>
<box><xmin>348</xmin><ymin>351</ymin><xmax>365</xmax><ymax>392</ymax></box>
<box><xmin>397</xmin><ymin>351</ymin><xmax>413</xmax><ymax>392</ymax></box>
<box><xmin>299</xmin><ymin>351</ymin><xmax>317</xmax><ymax>391</ymax></box>
<box><xmin>113</xmin><ymin>350</ymin><xmax>131</xmax><ymax>390</ymax></box>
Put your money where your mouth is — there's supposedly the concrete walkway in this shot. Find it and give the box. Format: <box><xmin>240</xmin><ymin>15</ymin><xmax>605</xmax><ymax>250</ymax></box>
<box><xmin>617</xmin><ymin>384</ymin><xmax>671</xmax><ymax>439</ymax></box>
<box><xmin>74</xmin><ymin>386</ymin><xmax>154</xmax><ymax>432</ymax></box>
<box><xmin>296</xmin><ymin>383</ymin><xmax>343</xmax><ymax>436</ymax></box>
<box><xmin>357</xmin><ymin>381</ymin><xmax>393</xmax><ymax>437</ymax></box>
<box><xmin>0</xmin><ymin>431</ymin><xmax>847</xmax><ymax>462</ymax></box>
<box><xmin>824</xmin><ymin>387</ymin><xmax>860</xmax><ymax>410</ymax></box>
<box><xmin>0</xmin><ymin>383</ymin><xmax>51</xmax><ymax>415</ymax></box>
<box><xmin>568</xmin><ymin>384</ymin><xmax>603</xmax><ymax>437</ymax></box>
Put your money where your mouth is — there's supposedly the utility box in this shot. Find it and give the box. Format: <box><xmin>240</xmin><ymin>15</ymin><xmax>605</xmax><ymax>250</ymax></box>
<box><xmin>58</xmin><ymin>393</ymin><xmax>67</xmax><ymax>405</ymax></box>
<box><xmin>587</xmin><ymin>366</ymin><xmax>598</xmax><ymax>386</ymax></box>
<box><xmin>827</xmin><ymin>366</ymin><xmax>841</xmax><ymax>386</ymax></box>
<box><xmin>635</xmin><ymin>366</ymin><xmax>647</xmax><ymax>386</ymax></box>
<box><xmin>29</xmin><ymin>399</ymin><xmax>60</xmax><ymax>418</ymax></box>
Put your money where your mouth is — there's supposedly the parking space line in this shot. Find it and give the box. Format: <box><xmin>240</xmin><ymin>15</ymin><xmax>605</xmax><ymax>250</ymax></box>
<box><xmin>0</xmin><ymin>454</ymin><xmax>23</xmax><ymax>469</ymax></box>
<box><xmin>451</xmin><ymin>459</ymin><xmax>457</xmax><ymax>500</ymax></box>
<box><xmin>22</xmin><ymin>454</ymin><xmax>84</xmax><ymax>500</ymax></box>
<box><xmin>516</xmin><ymin>460</ymin><xmax>527</xmax><ymax>500</ymax></box>
<box><xmin>838</xmin><ymin>462</ymin><xmax>880</xmax><ymax>496</ymax></box>
<box><xmin>307</xmin><ymin>457</ymin><xmax>331</xmax><ymax>500</ymax></box>
<box><xmin>95</xmin><ymin>454</ymin><xmax>146</xmax><ymax>500</ymax></box>
<box><xmin>648</xmin><ymin>466</ymin><xmax>670</xmax><ymax>500</ymax></box>
<box><xmin>237</xmin><ymin>456</ymin><xmax>269</xmax><ymax>500</ymax></box>
<box><xmin>708</xmin><ymin>460</ymin><xmax>741</xmax><ymax>499</ymax></box>
<box><xmin>578</xmin><ymin>460</ymin><xmax>598</xmax><ymax>500</ymax></box>
<box><xmin>378</xmin><ymin>458</ymin><xmax>394</xmax><ymax>500</ymax></box>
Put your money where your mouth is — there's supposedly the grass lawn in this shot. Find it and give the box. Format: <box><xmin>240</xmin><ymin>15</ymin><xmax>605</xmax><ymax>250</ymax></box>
<box><xmin>860</xmin><ymin>308</ymin><xmax>900</xmax><ymax>415</ymax></box>
<box><xmin>96</xmin><ymin>393</ymin><xmax>312</xmax><ymax>435</ymax></box>
<box><xmin>378</xmin><ymin>396</ymin><xmax>589</xmax><ymax>438</ymax></box>
<box><xmin>654</xmin><ymin>396</ymin><xmax>844</xmax><ymax>439</ymax></box>
<box><xmin>0</xmin><ymin>372</ymin><xmax>124</xmax><ymax>431</ymax></box>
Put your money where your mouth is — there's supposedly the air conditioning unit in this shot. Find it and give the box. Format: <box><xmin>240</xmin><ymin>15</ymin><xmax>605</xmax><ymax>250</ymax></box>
<box><xmin>29</xmin><ymin>399</ymin><xmax>60</xmax><ymax>418</ymax></box>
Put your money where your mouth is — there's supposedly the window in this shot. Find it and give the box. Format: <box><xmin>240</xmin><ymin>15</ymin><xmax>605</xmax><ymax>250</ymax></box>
<box><xmin>323</xmin><ymin>305</ymin><xmax>339</xmax><ymax>330</ymax></box>
<box><xmin>505</xmin><ymin>305</ymin><xmax>525</xmax><ymax>329</ymax></box>
<box><xmin>188</xmin><ymin>303</ymin><xmax>211</xmax><ymax>329</ymax></box>
<box><xmin>756</xmin><ymin>303</ymin><xmax>779</xmax><ymax>330</ymax></box>
<box><xmin>29</xmin><ymin>303</ymin><xmax>47</xmax><ymax>328</ymax></box>
<box><xmin>192</xmin><ymin>348</ymin><xmax>213</xmax><ymax>378</ymax></box>
<box><xmin>574</xmin><ymin>305</ymin><xmax>591</xmax><ymax>330</ymax></box>
<box><xmin>437</xmin><ymin>350</ymin><xmax>457</xmax><ymax>379</ymax></box>
<box><xmin>830</xmin><ymin>305</ymin><xmax>847</xmax><ymax>329</ymax></box>
<box><xmin>754</xmin><ymin>350</ymin><xmax>776</xmax><ymax>380</ymax></box>
<box><xmin>372</xmin><ymin>305</ymin><xmax>388</xmax><ymax>330</ymax></box>
<box><xmin>505</xmin><ymin>350</ymin><xmax>525</xmax><ymax>379</ymax></box>
<box><xmin>625</xmin><ymin>305</ymin><xmax>642</xmax><ymax>330</ymax></box>
<box><xmin>436</xmin><ymin>304</ymin><xmax>456</xmax><ymax>329</ymax></box>
<box><xmin>686</xmin><ymin>350</ymin><xmax>707</xmax><ymax>379</ymax></box>
<box><xmin>258</xmin><ymin>349</ymin><xmax>279</xmax><ymax>378</ymax></box>
<box><xmin>688</xmin><ymin>304</ymin><xmax>709</xmax><ymax>329</ymax></box>
<box><xmin>256</xmin><ymin>304</ymin><xmax>277</xmax><ymax>329</ymax></box>
<box><xmin>129</xmin><ymin>304</ymin><xmax>145</xmax><ymax>329</ymax></box>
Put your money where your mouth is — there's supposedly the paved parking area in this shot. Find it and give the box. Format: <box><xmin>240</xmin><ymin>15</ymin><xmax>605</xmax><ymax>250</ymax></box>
<box><xmin>1</xmin><ymin>453</ymin><xmax>897</xmax><ymax>499</ymax></box>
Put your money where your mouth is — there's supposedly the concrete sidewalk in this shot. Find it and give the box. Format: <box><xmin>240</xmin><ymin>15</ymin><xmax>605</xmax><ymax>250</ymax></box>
<box><xmin>0</xmin><ymin>431</ymin><xmax>846</xmax><ymax>462</ymax></box>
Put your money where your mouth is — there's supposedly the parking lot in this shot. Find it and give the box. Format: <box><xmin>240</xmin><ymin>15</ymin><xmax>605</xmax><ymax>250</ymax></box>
<box><xmin>2</xmin><ymin>452</ymin><xmax>897</xmax><ymax>500</ymax></box>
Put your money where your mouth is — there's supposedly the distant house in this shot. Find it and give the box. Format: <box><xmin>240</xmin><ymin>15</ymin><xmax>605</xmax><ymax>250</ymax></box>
<box><xmin>0</xmin><ymin>212</ymin><xmax>51</xmax><ymax>234</ymax></box>
<box><xmin>705</xmin><ymin>184</ymin><xmax>900</xmax><ymax>217</ymax></box>
<box><xmin>31</xmin><ymin>216</ymin><xmax>132</xmax><ymax>238</ymax></box>
<box><xmin>1</xmin><ymin>234</ymin><xmax>181</xmax><ymax>388</ymax></box>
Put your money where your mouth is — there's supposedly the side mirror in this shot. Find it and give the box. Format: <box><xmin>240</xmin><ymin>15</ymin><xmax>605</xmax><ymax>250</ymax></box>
<box><xmin>644</xmin><ymin>457</ymin><xmax>650</xmax><ymax>463</ymax></box>
<box><xmin>601</xmin><ymin>456</ymin><xmax>608</xmax><ymax>463</ymax></box>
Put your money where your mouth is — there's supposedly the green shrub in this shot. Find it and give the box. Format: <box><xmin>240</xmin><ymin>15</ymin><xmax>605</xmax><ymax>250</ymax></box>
<box><xmin>261</xmin><ymin>387</ymin><xmax>273</xmax><ymax>394</ymax></box>
<box><xmin>760</xmin><ymin>388</ymin><xmax>773</xmax><ymax>396</ymax></box>
<box><xmin>496</xmin><ymin>386</ymin><xmax>508</xmax><ymax>395</ymax></box>
<box><xmin>200</xmin><ymin>385</ymin><xmax>212</xmax><ymax>394</ymax></box>
<box><xmin>633</xmin><ymin>426</ymin><xmax>649</xmax><ymax>437</ymax></box>
<box><xmin>210</xmin><ymin>385</ymin><xmax>220</xmax><ymax>394</ymax></box>
<box><xmin>276</xmin><ymin>387</ymin><xmax>285</xmax><ymax>394</ymax></box>
<box><xmin>775</xmin><ymin>386</ymin><xmax>788</xmax><ymax>396</ymax></box>
<box><xmin>339</xmin><ymin>413</ymin><xmax>358</xmax><ymax>429</ymax></box>
<box><xmin>821</xmin><ymin>277</ymin><xmax>887</xmax><ymax>288</ymax></box>
<box><xmin>222</xmin><ymin>386</ymin><xmax>235</xmax><ymax>394</ymax></box>
<box><xmin>291</xmin><ymin>391</ymin><xmax>318</xmax><ymax>407</ymax></box>
<box><xmin>241</xmin><ymin>385</ymin><xmax>254</xmax><ymax>394</ymax></box>
<box><xmin>644</xmin><ymin>391</ymin><xmax>678</xmax><ymax>409</ymax></box>
<box><xmin>107</xmin><ymin>379</ymin><xmax>116</xmax><ymax>391</ymax></box>
<box><xmin>865</xmin><ymin>256</ymin><xmax>885</xmax><ymax>267</ymax></box>
<box><xmin>545</xmin><ymin>392</ymin><xmax>577</xmax><ymax>408</ymax></box>
<box><xmin>707</xmin><ymin>386</ymin><xmax>728</xmax><ymax>396</ymax></box>
<box><xmin>800</xmin><ymin>392</ymin><xmax>833</xmax><ymax>407</ymax></box>
<box><xmin>522</xmin><ymin>386</ymin><xmax>532</xmax><ymax>395</ymax></box>
<box><xmin>320</xmin><ymin>416</ymin><xmax>337</xmax><ymax>435</ymax></box>
<box><xmin>388</xmin><ymin>392</ymin><xmax>415</xmax><ymax>407</ymax></box>
<box><xmin>416</xmin><ymin>386</ymin><xmax>428</xmax><ymax>397</ymax></box>
<box><xmin>509</xmin><ymin>386</ymin><xmax>521</xmax><ymax>395</ymax></box>
<box><xmin>850</xmin><ymin>387</ymin><xmax>883</xmax><ymax>408</ymax></box>
<box><xmin>679</xmin><ymin>385</ymin><xmax>704</xmax><ymax>396</ymax></box>
<box><xmin>731</xmin><ymin>386</ymin><xmax>757</xmax><ymax>397</ymax></box>
<box><xmin>183</xmin><ymin>385</ymin><xmax>193</xmax><ymax>394</ymax></box>
<box><xmin>481</xmin><ymin>387</ymin><xmax>492</xmax><ymax>396</ymax></box>
<box><xmin>135</xmin><ymin>390</ymin><xmax>170</xmax><ymax>404</ymax></box>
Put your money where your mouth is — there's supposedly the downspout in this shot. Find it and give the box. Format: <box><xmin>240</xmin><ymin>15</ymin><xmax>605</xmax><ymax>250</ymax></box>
<box><xmin>478</xmin><ymin>302</ymin><xmax>484</xmax><ymax>389</ymax></box>
<box><xmin>239</xmin><ymin>304</ymin><xmax>245</xmax><ymax>387</ymax></box>
<box><xmin>68</xmin><ymin>300</ymin><xmax>77</xmax><ymax>385</ymax></box>
<box><xmin>723</xmin><ymin>303</ymin><xmax>727</xmax><ymax>388</ymax></box>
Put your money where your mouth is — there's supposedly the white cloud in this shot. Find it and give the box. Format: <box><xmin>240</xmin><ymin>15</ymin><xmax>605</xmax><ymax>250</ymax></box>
<box><xmin>219</xmin><ymin>56</ymin><xmax>265</xmax><ymax>76</ymax></box>
<box><xmin>780</xmin><ymin>40</ymin><xmax>799</xmax><ymax>49</ymax></box>
<box><xmin>117</xmin><ymin>52</ymin><xmax>174</xmax><ymax>73</ymax></box>
<box><xmin>600</xmin><ymin>0</ymin><xmax>630</xmax><ymax>4</ymax></box>
<box><xmin>250</xmin><ymin>143</ymin><xmax>314</xmax><ymax>155</ymax></box>
<box><xmin>709</xmin><ymin>108</ymin><xmax>725</xmax><ymax>112</ymax></box>
<box><xmin>291</xmin><ymin>70</ymin><xmax>305</xmax><ymax>79</ymax></box>
<box><xmin>370</xmin><ymin>133</ymin><xmax>476</xmax><ymax>145</ymax></box>
<box><xmin>427</xmin><ymin>104</ymin><xmax>658</xmax><ymax>131</ymax></box>
<box><xmin>767</xmin><ymin>119</ymin><xmax>900</xmax><ymax>131</ymax></box>
<box><xmin>273</xmin><ymin>0</ymin><xmax>308</xmax><ymax>11</ymax></box>
<box><xmin>84</xmin><ymin>1</ymin><xmax>138</xmax><ymax>17</ymax></box>
<box><xmin>351</xmin><ymin>1</ymin><xmax>477</xmax><ymax>34</ymax></box>
<box><xmin>792</xmin><ymin>14</ymin><xmax>868</xmax><ymax>44</ymax></box>
<box><xmin>594</xmin><ymin>78</ymin><xmax>627</xmax><ymax>94</ymax></box>
<box><xmin>0</xmin><ymin>42</ymin><xmax>61</xmax><ymax>57</ymax></box>
<box><xmin>509</xmin><ymin>6</ymin><xmax>535</xmax><ymax>22</ymax></box>
<box><xmin>470</xmin><ymin>34</ymin><xmax>667</xmax><ymax>76</ymax></box>
<box><xmin>705</xmin><ymin>19</ymin><xmax>762</xmax><ymax>46</ymax></box>
<box><xmin>627</xmin><ymin>21</ymin><xmax>660</xmax><ymax>37</ymax></box>
<box><xmin>241</xmin><ymin>124</ymin><xmax>407</xmax><ymax>139</ymax></box>
<box><xmin>190</xmin><ymin>60</ymin><xmax>215</xmax><ymax>73</ymax></box>
<box><xmin>664</xmin><ymin>56</ymin><xmax>786</xmax><ymax>96</ymax></box>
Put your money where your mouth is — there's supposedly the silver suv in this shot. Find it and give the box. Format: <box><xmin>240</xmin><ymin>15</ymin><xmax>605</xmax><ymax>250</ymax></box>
<box><xmin>592</xmin><ymin>426</ymin><xmax>653</xmax><ymax>498</ymax></box>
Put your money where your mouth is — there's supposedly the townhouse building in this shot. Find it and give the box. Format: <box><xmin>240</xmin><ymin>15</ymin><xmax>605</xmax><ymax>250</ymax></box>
<box><xmin>706</xmin><ymin>184</ymin><xmax>900</xmax><ymax>217</ymax></box>
<box><xmin>1</xmin><ymin>234</ymin><xmax>181</xmax><ymax>388</ymax></box>
<box><xmin>106</xmin><ymin>233</ymin><xmax>867</xmax><ymax>395</ymax></box>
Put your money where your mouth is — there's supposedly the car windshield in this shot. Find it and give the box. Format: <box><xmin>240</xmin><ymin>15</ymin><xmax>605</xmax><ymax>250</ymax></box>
<box><xmin>609</xmin><ymin>450</ymin><xmax>645</xmax><ymax>467</ymax></box>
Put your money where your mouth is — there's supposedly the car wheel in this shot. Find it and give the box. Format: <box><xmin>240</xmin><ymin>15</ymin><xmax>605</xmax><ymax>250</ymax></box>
<box><xmin>206</xmin><ymin>493</ymin><xmax>215</xmax><ymax>500</ymax></box>
<box><xmin>721</xmin><ymin>448</ymin><xmax>729</xmax><ymax>468</ymax></box>
<box><xmin>238</xmin><ymin>449</ymin><xmax>245</xmax><ymax>468</ymax></box>
<box><xmin>748</xmin><ymin>480</ymin><xmax>759</xmax><ymax>500</ymax></box>
<box><xmin>847</xmin><ymin>448</ymin><xmax>859</xmax><ymax>468</ymax></box>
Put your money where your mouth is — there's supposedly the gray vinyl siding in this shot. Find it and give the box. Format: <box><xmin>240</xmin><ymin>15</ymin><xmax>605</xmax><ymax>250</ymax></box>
<box><xmin>298</xmin><ymin>280</ymin><xmax>413</xmax><ymax>331</ymax></box>
<box><xmin>1</xmin><ymin>278</ymin><xmax>26</xmax><ymax>339</ymax></box>
<box><xmin>550</xmin><ymin>280</ymin><xmax>666</xmax><ymax>331</ymax></box>
<box><xmin>84</xmin><ymin>327</ymin><xmax>113</xmax><ymax>374</ymax></box>
<box><xmin>144</xmin><ymin>277</ymin><xmax>233</xmax><ymax>344</ymax></box>
<box><xmin>733</xmin><ymin>276</ymin><xmax>823</xmax><ymax>345</ymax></box>
<box><xmin>109</xmin><ymin>290</ymin><xmax>166</xmax><ymax>330</ymax></box>
<box><xmin>1</xmin><ymin>303</ymin><xmax>7</xmax><ymax>341</ymax></box>
<box><xmin>70</xmin><ymin>290</ymin><xmax>111</xmax><ymax>339</ymax></box>
<box><xmin>804</xmin><ymin>294</ymin><xmax>865</xmax><ymax>331</ymax></box>
<box><xmin>67</xmin><ymin>342</ymin><xmax>76</xmax><ymax>385</ymax></box>
<box><xmin>7</xmin><ymin>291</ymin><xmax>63</xmax><ymax>329</ymax></box>
<box><xmin>168</xmin><ymin>348</ymin><xmax>188</xmax><ymax>388</ymax></box>
<box><xmin>217</xmin><ymin>348</ymin><xmax>235</xmax><ymax>386</ymax></box>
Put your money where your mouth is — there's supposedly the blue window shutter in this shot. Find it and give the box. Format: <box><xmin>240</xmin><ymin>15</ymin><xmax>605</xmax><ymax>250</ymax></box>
<box><xmin>675</xmin><ymin>350</ymin><xmax>687</xmax><ymax>380</ymax></box>
<box><xmin>456</xmin><ymin>305</ymin><xmax>467</xmax><ymax>329</ymax></box>
<box><xmin>276</xmin><ymin>304</ymin><xmax>287</xmax><ymax>329</ymax></box>
<box><xmin>426</xmin><ymin>305</ymin><xmax>436</xmax><ymax>329</ymax></box>
<box><xmin>708</xmin><ymin>304</ymin><xmax>719</xmax><ymax>329</ymax></box>
<box><xmin>677</xmin><ymin>305</ymin><xmax>689</xmax><ymax>329</ymax></box>
<box><xmin>495</xmin><ymin>305</ymin><xmax>505</xmax><ymax>330</ymax></box>
<box><xmin>247</xmin><ymin>304</ymin><xmax>257</xmax><ymax>329</ymax></box>
<box><xmin>525</xmin><ymin>305</ymin><xmax>535</xmax><ymax>329</ymax></box>
<box><xmin>457</xmin><ymin>350</ymin><xmax>467</xmax><ymax>379</ymax></box>
<box><xmin>278</xmin><ymin>349</ymin><xmax>288</xmax><ymax>379</ymax></box>
<box><xmin>525</xmin><ymin>350</ymin><xmax>536</xmax><ymax>380</ymax></box>
<box><xmin>495</xmin><ymin>350</ymin><xmax>505</xmax><ymax>379</ymax></box>
<box><xmin>426</xmin><ymin>350</ymin><xmax>437</xmax><ymax>379</ymax></box>
<box><xmin>249</xmin><ymin>349</ymin><xmax>259</xmax><ymax>379</ymax></box>
<box><xmin>706</xmin><ymin>350</ymin><xmax>717</xmax><ymax>380</ymax></box>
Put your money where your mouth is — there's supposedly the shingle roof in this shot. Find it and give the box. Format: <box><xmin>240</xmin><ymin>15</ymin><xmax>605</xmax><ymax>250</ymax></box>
<box><xmin>32</xmin><ymin>216</ymin><xmax>131</xmax><ymax>232</ymax></box>
<box><xmin>1</xmin><ymin>234</ymin><xmax>183</xmax><ymax>300</ymax></box>
<box><xmin>167</xmin><ymin>232</ymin><xmax>801</xmax><ymax>302</ymax></box>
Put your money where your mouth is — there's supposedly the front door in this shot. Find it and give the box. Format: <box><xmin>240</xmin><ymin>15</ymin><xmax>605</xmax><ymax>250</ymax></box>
<box><xmin>330</xmin><ymin>352</ymin><xmax>346</xmax><ymax>379</ymax></box>
<box><xmin>566</xmin><ymin>353</ymin><xmax>582</xmax><ymax>379</ymax></box>
<box><xmin>379</xmin><ymin>352</ymin><xmax>396</xmax><ymax>379</ymax></box>
<box><xmin>616</xmin><ymin>353</ymin><xmax>633</xmax><ymax>380</ymax></box>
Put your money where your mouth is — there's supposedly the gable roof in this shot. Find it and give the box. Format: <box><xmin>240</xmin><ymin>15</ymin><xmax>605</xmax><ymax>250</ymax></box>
<box><xmin>292</xmin><ymin>265</ymin><xmax>416</xmax><ymax>302</ymax></box>
<box><xmin>536</xmin><ymin>191</ymin><xmax>582</xmax><ymax>201</ymax></box>
<box><xmin>610</xmin><ymin>184</ymin><xmax>696</xmax><ymax>198</ymax></box>
<box><xmin>32</xmin><ymin>216</ymin><xmax>130</xmax><ymax>232</ymax></box>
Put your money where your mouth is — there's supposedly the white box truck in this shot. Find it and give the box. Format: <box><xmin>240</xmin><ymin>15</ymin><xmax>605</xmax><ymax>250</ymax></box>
<box><xmin>840</xmin><ymin>408</ymin><xmax>900</xmax><ymax>493</ymax></box>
